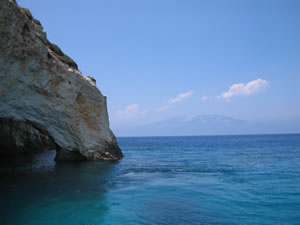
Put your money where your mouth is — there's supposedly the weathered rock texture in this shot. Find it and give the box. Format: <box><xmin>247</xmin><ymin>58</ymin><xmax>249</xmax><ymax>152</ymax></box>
<box><xmin>0</xmin><ymin>0</ymin><xmax>123</xmax><ymax>160</ymax></box>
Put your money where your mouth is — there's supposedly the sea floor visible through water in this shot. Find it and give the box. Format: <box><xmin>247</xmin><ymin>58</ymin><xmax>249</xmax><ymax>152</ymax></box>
<box><xmin>1</xmin><ymin>134</ymin><xmax>300</xmax><ymax>225</ymax></box>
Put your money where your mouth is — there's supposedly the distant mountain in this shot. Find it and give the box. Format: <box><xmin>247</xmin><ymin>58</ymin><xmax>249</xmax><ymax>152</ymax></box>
<box><xmin>113</xmin><ymin>114</ymin><xmax>300</xmax><ymax>136</ymax></box>
<box><xmin>138</xmin><ymin>115</ymin><xmax>245</xmax><ymax>136</ymax></box>
<box><xmin>114</xmin><ymin>115</ymin><xmax>246</xmax><ymax>136</ymax></box>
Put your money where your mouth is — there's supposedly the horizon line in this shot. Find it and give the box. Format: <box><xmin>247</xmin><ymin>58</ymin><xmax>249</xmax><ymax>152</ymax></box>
<box><xmin>116</xmin><ymin>132</ymin><xmax>300</xmax><ymax>138</ymax></box>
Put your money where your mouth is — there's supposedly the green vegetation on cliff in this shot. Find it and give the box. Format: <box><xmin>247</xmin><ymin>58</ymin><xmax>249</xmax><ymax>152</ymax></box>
<box><xmin>46</xmin><ymin>40</ymin><xmax>78</xmax><ymax>70</ymax></box>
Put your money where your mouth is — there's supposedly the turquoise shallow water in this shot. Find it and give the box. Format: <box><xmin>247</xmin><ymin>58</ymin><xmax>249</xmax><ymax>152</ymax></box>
<box><xmin>1</xmin><ymin>134</ymin><xmax>300</xmax><ymax>225</ymax></box>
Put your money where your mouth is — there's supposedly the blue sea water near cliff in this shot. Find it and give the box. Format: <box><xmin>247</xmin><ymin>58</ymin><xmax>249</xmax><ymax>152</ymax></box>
<box><xmin>1</xmin><ymin>134</ymin><xmax>300</xmax><ymax>225</ymax></box>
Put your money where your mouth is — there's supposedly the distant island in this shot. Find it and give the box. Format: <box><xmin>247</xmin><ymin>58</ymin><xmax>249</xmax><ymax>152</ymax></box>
<box><xmin>113</xmin><ymin>114</ymin><xmax>300</xmax><ymax>136</ymax></box>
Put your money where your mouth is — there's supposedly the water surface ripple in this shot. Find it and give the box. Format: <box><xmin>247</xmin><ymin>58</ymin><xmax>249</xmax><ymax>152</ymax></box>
<box><xmin>1</xmin><ymin>134</ymin><xmax>300</xmax><ymax>225</ymax></box>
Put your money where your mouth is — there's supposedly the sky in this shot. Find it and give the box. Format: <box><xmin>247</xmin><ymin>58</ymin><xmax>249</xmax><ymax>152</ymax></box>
<box><xmin>18</xmin><ymin>0</ymin><xmax>300</xmax><ymax>135</ymax></box>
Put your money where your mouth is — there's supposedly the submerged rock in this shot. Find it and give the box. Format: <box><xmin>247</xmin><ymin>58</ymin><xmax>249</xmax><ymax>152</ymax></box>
<box><xmin>0</xmin><ymin>0</ymin><xmax>123</xmax><ymax>160</ymax></box>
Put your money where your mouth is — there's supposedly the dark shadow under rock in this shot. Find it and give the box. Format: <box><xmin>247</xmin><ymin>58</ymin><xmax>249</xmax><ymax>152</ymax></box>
<box><xmin>0</xmin><ymin>118</ymin><xmax>57</xmax><ymax>158</ymax></box>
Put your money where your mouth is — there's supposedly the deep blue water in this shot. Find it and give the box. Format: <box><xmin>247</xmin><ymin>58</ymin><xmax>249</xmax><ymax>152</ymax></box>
<box><xmin>1</xmin><ymin>134</ymin><xmax>300</xmax><ymax>225</ymax></box>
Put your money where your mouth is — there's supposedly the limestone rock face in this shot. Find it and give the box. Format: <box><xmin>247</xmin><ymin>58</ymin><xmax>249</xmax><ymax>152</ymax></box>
<box><xmin>0</xmin><ymin>0</ymin><xmax>123</xmax><ymax>160</ymax></box>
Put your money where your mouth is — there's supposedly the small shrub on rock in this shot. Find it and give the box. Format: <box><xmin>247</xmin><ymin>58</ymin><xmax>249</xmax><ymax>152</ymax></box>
<box><xmin>48</xmin><ymin>42</ymin><xmax>64</xmax><ymax>56</ymax></box>
<box><xmin>22</xmin><ymin>8</ymin><xmax>33</xmax><ymax>20</ymax></box>
<box><xmin>33</xmin><ymin>18</ymin><xmax>41</xmax><ymax>26</ymax></box>
<box><xmin>57</xmin><ymin>54</ymin><xmax>78</xmax><ymax>70</ymax></box>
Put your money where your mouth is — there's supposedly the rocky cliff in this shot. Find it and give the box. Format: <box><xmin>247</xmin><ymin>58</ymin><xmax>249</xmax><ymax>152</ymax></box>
<box><xmin>0</xmin><ymin>0</ymin><xmax>123</xmax><ymax>160</ymax></box>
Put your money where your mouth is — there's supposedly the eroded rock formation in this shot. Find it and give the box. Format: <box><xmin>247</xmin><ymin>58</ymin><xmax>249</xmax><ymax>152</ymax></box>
<box><xmin>0</xmin><ymin>0</ymin><xmax>123</xmax><ymax>160</ymax></box>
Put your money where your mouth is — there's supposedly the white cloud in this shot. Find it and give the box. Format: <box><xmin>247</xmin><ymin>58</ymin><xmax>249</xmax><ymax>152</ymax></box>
<box><xmin>157</xmin><ymin>91</ymin><xmax>193</xmax><ymax>111</ymax></box>
<box><xmin>116</xmin><ymin>104</ymin><xmax>146</xmax><ymax>120</ymax></box>
<box><xmin>201</xmin><ymin>96</ymin><xmax>208</xmax><ymax>101</ymax></box>
<box><xmin>168</xmin><ymin>91</ymin><xmax>193</xmax><ymax>104</ymax></box>
<box><xmin>219</xmin><ymin>78</ymin><xmax>269</xmax><ymax>100</ymax></box>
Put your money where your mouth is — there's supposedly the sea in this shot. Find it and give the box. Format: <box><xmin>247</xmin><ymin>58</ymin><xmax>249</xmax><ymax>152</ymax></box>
<box><xmin>1</xmin><ymin>134</ymin><xmax>300</xmax><ymax>225</ymax></box>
